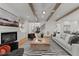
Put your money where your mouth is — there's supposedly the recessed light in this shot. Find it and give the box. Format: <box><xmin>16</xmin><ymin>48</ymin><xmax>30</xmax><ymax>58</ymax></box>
<box><xmin>42</xmin><ymin>11</ymin><xmax>46</xmax><ymax>14</ymax></box>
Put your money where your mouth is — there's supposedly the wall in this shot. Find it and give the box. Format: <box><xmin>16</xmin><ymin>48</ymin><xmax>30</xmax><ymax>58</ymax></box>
<box><xmin>43</xmin><ymin>20</ymin><xmax>57</xmax><ymax>34</ymax></box>
<box><xmin>28</xmin><ymin>22</ymin><xmax>43</xmax><ymax>33</ymax></box>
<box><xmin>57</xmin><ymin>9</ymin><xmax>79</xmax><ymax>33</ymax></box>
<box><xmin>19</xmin><ymin>20</ymin><xmax>29</xmax><ymax>37</ymax></box>
<box><xmin>18</xmin><ymin>21</ymin><xmax>30</xmax><ymax>48</ymax></box>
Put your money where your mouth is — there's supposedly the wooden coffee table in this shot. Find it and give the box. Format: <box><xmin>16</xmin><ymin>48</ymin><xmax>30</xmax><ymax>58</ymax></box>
<box><xmin>30</xmin><ymin>38</ymin><xmax>50</xmax><ymax>51</ymax></box>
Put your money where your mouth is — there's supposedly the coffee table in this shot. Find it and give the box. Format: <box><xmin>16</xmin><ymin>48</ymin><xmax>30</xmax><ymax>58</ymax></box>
<box><xmin>30</xmin><ymin>38</ymin><xmax>50</xmax><ymax>51</ymax></box>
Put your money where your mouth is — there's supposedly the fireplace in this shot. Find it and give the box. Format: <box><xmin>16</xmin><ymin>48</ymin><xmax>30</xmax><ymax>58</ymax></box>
<box><xmin>1</xmin><ymin>32</ymin><xmax>17</xmax><ymax>44</ymax></box>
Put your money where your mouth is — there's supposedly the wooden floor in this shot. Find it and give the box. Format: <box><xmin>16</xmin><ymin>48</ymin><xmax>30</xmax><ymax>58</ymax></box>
<box><xmin>23</xmin><ymin>38</ymin><xmax>69</xmax><ymax>56</ymax></box>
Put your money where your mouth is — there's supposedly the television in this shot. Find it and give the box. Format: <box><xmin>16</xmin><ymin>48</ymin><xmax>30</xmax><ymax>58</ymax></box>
<box><xmin>28</xmin><ymin>33</ymin><xmax>36</xmax><ymax>40</ymax></box>
<box><xmin>1</xmin><ymin>32</ymin><xmax>17</xmax><ymax>44</ymax></box>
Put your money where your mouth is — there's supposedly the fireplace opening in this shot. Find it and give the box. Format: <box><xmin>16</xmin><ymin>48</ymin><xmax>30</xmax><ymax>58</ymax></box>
<box><xmin>1</xmin><ymin>32</ymin><xmax>17</xmax><ymax>44</ymax></box>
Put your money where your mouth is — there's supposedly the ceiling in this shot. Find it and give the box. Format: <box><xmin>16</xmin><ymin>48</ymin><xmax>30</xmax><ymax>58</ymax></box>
<box><xmin>0</xmin><ymin>3</ymin><xmax>79</xmax><ymax>23</ymax></box>
<box><xmin>32</xmin><ymin>3</ymin><xmax>56</xmax><ymax>22</ymax></box>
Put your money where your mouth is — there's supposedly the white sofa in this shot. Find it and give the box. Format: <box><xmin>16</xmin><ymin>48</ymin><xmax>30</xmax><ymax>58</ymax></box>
<box><xmin>52</xmin><ymin>33</ymin><xmax>79</xmax><ymax>56</ymax></box>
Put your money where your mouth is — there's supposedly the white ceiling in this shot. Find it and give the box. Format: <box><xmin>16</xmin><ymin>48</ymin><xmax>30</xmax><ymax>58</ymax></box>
<box><xmin>33</xmin><ymin>3</ymin><xmax>56</xmax><ymax>22</ymax></box>
<box><xmin>0</xmin><ymin>3</ymin><xmax>56</xmax><ymax>22</ymax></box>
<box><xmin>50</xmin><ymin>3</ymin><xmax>79</xmax><ymax>21</ymax></box>
<box><xmin>0</xmin><ymin>3</ymin><xmax>36</xmax><ymax>22</ymax></box>
<box><xmin>0</xmin><ymin>3</ymin><xmax>79</xmax><ymax>23</ymax></box>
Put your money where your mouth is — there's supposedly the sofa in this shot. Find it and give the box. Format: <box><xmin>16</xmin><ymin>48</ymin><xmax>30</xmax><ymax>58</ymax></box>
<box><xmin>52</xmin><ymin>33</ymin><xmax>79</xmax><ymax>56</ymax></box>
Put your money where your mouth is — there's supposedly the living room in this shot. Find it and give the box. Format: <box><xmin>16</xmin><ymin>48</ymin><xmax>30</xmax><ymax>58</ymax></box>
<box><xmin>0</xmin><ymin>3</ymin><xmax>79</xmax><ymax>56</ymax></box>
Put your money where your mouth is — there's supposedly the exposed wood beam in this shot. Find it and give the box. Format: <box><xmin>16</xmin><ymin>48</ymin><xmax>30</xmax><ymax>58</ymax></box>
<box><xmin>46</xmin><ymin>11</ymin><xmax>54</xmax><ymax>21</ymax></box>
<box><xmin>56</xmin><ymin>6</ymin><xmax>79</xmax><ymax>21</ymax></box>
<box><xmin>0</xmin><ymin>17</ymin><xmax>18</xmax><ymax>23</ymax></box>
<box><xmin>0</xmin><ymin>17</ymin><xmax>11</xmax><ymax>22</ymax></box>
<box><xmin>0</xmin><ymin>21</ymin><xmax>19</xmax><ymax>27</ymax></box>
<box><xmin>46</xmin><ymin>3</ymin><xmax>61</xmax><ymax>21</ymax></box>
<box><xmin>29</xmin><ymin>3</ymin><xmax>36</xmax><ymax>16</ymax></box>
<box><xmin>29</xmin><ymin>3</ymin><xmax>38</xmax><ymax>22</ymax></box>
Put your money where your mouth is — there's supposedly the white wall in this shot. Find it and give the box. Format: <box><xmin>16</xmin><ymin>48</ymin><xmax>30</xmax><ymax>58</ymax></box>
<box><xmin>57</xmin><ymin>9</ymin><xmax>79</xmax><ymax>33</ymax></box>
<box><xmin>43</xmin><ymin>20</ymin><xmax>57</xmax><ymax>34</ymax></box>
<box><xmin>28</xmin><ymin>22</ymin><xmax>41</xmax><ymax>33</ymax></box>
<box><xmin>19</xmin><ymin>20</ymin><xmax>29</xmax><ymax>38</ymax></box>
<box><xmin>20</xmin><ymin>20</ymin><xmax>29</xmax><ymax>33</ymax></box>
